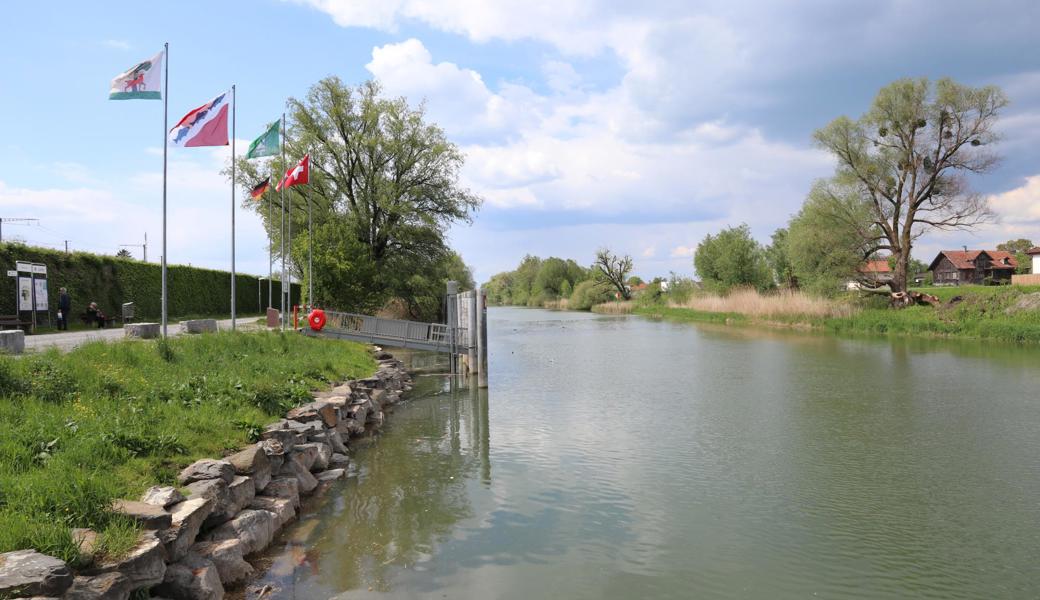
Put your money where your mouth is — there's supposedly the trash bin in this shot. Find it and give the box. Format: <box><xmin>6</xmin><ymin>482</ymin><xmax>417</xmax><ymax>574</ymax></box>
<box><xmin>122</xmin><ymin>302</ymin><xmax>135</xmax><ymax>324</ymax></box>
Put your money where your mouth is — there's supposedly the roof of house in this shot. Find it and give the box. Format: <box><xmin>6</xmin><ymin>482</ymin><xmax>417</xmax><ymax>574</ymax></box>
<box><xmin>1026</xmin><ymin>247</ymin><xmax>1040</xmax><ymax>255</ymax></box>
<box><xmin>858</xmin><ymin>259</ymin><xmax>891</xmax><ymax>274</ymax></box>
<box><xmin>927</xmin><ymin>250</ymin><xmax>1018</xmax><ymax>272</ymax></box>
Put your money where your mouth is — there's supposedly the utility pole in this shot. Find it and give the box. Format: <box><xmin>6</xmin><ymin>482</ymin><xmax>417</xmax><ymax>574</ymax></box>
<box><xmin>119</xmin><ymin>233</ymin><xmax>148</xmax><ymax>261</ymax></box>
<box><xmin>0</xmin><ymin>217</ymin><xmax>40</xmax><ymax>242</ymax></box>
<box><xmin>64</xmin><ymin>240</ymin><xmax>69</xmax><ymax>254</ymax></box>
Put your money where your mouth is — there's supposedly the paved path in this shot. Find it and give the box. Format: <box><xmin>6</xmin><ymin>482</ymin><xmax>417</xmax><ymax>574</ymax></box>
<box><xmin>24</xmin><ymin>318</ymin><xmax>265</xmax><ymax>353</ymax></box>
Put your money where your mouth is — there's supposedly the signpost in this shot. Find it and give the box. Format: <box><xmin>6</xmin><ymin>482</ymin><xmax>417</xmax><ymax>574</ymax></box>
<box><xmin>12</xmin><ymin>261</ymin><xmax>49</xmax><ymax>332</ymax></box>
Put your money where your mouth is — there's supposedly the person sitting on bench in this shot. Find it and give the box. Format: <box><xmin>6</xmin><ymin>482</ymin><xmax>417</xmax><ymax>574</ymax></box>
<box><xmin>87</xmin><ymin>302</ymin><xmax>106</xmax><ymax>329</ymax></box>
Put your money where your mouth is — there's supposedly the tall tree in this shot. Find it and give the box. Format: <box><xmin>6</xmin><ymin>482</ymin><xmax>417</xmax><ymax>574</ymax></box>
<box><xmin>594</xmin><ymin>249</ymin><xmax>633</xmax><ymax>300</ymax></box>
<box><xmin>997</xmin><ymin>238</ymin><xmax>1035</xmax><ymax>274</ymax></box>
<box><xmin>765</xmin><ymin>227</ymin><xmax>796</xmax><ymax>288</ymax></box>
<box><xmin>813</xmin><ymin>78</ymin><xmax>1006</xmax><ymax>293</ymax></box>
<box><xmin>694</xmin><ymin>224</ymin><xmax>771</xmax><ymax>291</ymax></box>
<box><xmin>234</xmin><ymin>78</ymin><xmax>481</xmax><ymax>319</ymax></box>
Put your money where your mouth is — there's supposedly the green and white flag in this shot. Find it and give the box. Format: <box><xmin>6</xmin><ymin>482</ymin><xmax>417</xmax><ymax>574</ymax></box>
<box><xmin>109</xmin><ymin>50</ymin><xmax>163</xmax><ymax>100</ymax></box>
<box><xmin>246</xmin><ymin>121</ymin><xmax>280</xmax><ymax>159</ymax></box>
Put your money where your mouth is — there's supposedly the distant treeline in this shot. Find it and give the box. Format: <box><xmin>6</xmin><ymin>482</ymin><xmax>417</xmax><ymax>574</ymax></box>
<box><xmin>0</xmin><ymin>243</ymin><xmax>300</xmax><ymax>319</ymax></box>
<box><xmin>484</xmin><ymin>255</ymin><xmax>620</xmax><ymax>310</ymax></box>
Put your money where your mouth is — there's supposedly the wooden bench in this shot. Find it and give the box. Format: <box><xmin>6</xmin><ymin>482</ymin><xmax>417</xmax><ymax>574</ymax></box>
<box><xmin>79</xmin><ymin>311</ymin><xmax>118</xmax><ymax>328</ymax></box>
<box><xmin>0</xmin><ymin>314</ymin><xmax>31</xmax><ymax>331</ymax></box>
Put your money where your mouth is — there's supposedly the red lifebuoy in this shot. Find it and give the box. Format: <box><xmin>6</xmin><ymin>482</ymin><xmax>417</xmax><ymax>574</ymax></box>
<box><xmin>308</xmin><ymin>309</ymin><xmax>326</xmax><ymax>331</ymax></box>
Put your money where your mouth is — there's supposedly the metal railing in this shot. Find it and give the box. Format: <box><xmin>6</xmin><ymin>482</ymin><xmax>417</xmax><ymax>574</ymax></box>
<box><xmin>316</xmin><ymin>310</ymin><xmax>471</xmax><ymax>353</ymax></box>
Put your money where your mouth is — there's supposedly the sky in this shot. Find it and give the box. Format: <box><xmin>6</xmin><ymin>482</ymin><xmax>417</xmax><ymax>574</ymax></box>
<box><xmin>1</xmin><ymin>1</ymin><xmax>1039</xmax><ymax>284</ymax></box>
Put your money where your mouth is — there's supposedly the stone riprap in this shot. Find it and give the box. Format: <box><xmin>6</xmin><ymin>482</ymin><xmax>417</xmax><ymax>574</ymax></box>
<box><xmin>0</xmin><ymin>352</ymin><xmax>412</xmax><ymax>600</ymax></box>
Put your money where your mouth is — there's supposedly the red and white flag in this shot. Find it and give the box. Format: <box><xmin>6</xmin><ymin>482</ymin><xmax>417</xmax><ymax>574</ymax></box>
<box><xmin>276</xmin><ymin>154</ymin><xmax>309</xmax><ymax>191</ymax></box>
<box><xmin>169</xmin><ymin>91</ymin><xmax>230</xmax><ymax>147</ymax></box>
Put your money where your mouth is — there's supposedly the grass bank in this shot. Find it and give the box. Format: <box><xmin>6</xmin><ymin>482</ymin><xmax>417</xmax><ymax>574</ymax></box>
<box><xmin>632</xmin><ymin>286</ymin><xmax>1040</xmax><ymax>344</ymax></box>
<box><xmin>0</xmin><ymin>331</ymin><xmax>373</xmax><ymax>565</ymax></box>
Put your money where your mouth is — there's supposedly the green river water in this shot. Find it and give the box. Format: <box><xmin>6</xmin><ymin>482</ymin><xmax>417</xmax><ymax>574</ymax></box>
<box><xmin>247</xmin><ymin>307</ymin><xmax>1040</xmax><ymax>599</ymax></box>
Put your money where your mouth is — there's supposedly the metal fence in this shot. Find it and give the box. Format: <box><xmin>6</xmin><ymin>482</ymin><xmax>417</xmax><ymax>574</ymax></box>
<box><xmin>318</xmin><ymin>310</ymin><xmax>470</xmax><ymax>353</ymax></box>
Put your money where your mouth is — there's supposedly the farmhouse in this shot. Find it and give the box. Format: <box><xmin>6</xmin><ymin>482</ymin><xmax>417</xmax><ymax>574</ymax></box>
<box><xmin>846</xmin><ymin>259</ymin><xmax>893</xmax><ymax>290</ymax></box>
<box><xmin>927</xmin><ymin>250</ymin><xmax>1017</xmax><ymax>286</ymax></box>
<box><xmin>1027</xmin><ymin>247</ymin><xmax>1040</xmax><ymax>274</ymax></box>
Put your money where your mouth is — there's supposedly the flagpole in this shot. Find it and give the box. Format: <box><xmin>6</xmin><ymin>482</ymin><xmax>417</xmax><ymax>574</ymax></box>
<box><xmin>280</xmin><ymin>113</ymin><xmax>286</xmax><ymax>330</ymax></box>
<box><xmin>230</xmin><ymin>84</ymin><xmax>237</xmax><ymax>332</ymax></box>
<box><xmin>307</xmin><ymin>169</ymin><xmax>312</xmax><ymax>306</ymax></box>
<box><xmin>161</xmin><ymin>42</ymin><xmax>169</xmax><ymax>338</ymax></box>
<box><xmin>267</xmin><ymin>188</ymin><xmax>272</xmax><ymax>309</ymax></box>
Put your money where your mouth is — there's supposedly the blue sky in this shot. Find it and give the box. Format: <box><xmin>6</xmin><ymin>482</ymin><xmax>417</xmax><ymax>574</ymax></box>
<box><xmin>1</xmin><ymin>0</ymin><xmax>1039</xmax><ymax>284</ymax></box>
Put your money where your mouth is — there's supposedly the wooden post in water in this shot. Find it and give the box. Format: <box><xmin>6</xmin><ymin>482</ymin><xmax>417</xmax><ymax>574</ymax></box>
<box><xmin>467</xmin><ymin>291</ymin><xmax>478</xmax><ymax>378</ymax></box>
<box><xmin>446</xmin><ymin>280</ymin><xmax>459</xmax><ymax>375</ymax></box>
<box><xmin>477</xmin><ymin>287</ymin><xmax>488</xmax><ymax>388</ymax></box>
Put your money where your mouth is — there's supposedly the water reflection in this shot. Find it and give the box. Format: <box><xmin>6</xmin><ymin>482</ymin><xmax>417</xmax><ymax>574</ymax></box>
<box><xmin>246</xmin><ymin>370</ymin><xmax>491</xmax><ymax>599</ymax></box>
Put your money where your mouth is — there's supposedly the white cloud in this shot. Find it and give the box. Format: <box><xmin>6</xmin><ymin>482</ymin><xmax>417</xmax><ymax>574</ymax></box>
<box><xmin>989</xmin><ymin>175</ymin><xmax>1040</xmax><ymax>226</ymax></box>
<box><xmin>641</xmin><ymin>246</ymin><xmax>656</xmax><ymax>258</ymax></box>
<box><xmin>670</xmin><ymin>245</ymin><xmax>695</xmax><ymax>258</ymax></box>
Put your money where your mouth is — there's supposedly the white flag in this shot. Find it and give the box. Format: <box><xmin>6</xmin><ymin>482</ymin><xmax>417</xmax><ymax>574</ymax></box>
<box><xmin>109</xmin><ymin>50</ymin><xmax>164</xmax><ymax>100</ymax></box>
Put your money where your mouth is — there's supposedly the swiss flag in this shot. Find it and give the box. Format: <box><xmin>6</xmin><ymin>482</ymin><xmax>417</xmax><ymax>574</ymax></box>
<box><xmin>276</xmin><ymin>154</ymin><xmax>309</xmax><ymax>191</ymax></box>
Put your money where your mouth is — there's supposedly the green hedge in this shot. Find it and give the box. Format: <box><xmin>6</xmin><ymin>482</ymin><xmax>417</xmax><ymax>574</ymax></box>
<box><xmin>0</xmin><ymin>244</ymin><xmax>300</xmax><ymax>320</ymax></box>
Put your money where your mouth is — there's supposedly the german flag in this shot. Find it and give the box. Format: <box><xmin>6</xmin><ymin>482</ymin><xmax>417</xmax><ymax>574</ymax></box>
<box><xmin>249</xmin><ymin>177</ymin><xmax>270</xmax><ymax>200</ymax></box>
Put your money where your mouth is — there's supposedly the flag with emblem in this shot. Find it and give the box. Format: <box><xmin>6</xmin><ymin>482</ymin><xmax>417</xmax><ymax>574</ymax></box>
<box><xmin>246</xmin><ymin>121</ymin><xmax>280</xmax><ymax>159</ymax></box>
<box><xmin>168</xmin><ymin>91</ymin><xmax>230</xmax><ymax>147</ymax></box>
<box><xmin>109</xmin><ymin>50</ymin><xmax>164</xmax><ymax>100</ymax></box>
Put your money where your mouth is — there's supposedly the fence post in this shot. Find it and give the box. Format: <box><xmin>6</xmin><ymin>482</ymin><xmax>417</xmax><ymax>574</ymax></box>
<box><xmin>477</xmin><ymin>287</ymin><xmax>488</xmax><ymax>389</ymax></box>
<box><xmin>467</xmin><ymin>291</ymin><xmax>478</xmax><ymax>379</ymax></box>
<box><xmin>446</xmin><ymin>280</ymin><xmax>459</xmax><ymax>374</ymax></box>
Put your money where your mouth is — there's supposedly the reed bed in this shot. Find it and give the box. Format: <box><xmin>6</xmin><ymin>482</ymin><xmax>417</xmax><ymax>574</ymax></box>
<box><xmin>591</xmin><ymin>300</ymin><xmax>635</xmax><ymax>314</ymax></box>
<box><xmin>670</xmin><ymin>288</ymin><xmax>856</xmax><ymax>319</ymax></box>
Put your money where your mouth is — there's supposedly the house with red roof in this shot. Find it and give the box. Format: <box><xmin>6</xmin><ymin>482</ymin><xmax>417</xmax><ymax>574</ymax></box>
<box><xmin>927</xmin><ymin>250</ymin><xmax>1017</xmax><ymax>286</ymax></box>
<box><xmin>846</xmin><ymin>258</ymin><xmax>894</xmax><ymax>290</ymax></box>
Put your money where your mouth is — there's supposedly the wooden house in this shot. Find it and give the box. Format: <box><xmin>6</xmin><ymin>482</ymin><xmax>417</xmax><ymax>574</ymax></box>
<box><xmin>927</xmin><ymin>250</ymin><xmax>1017</xmax><ymax>286</ymax></box>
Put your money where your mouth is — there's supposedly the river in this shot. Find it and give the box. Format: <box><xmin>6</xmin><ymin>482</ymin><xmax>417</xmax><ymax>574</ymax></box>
<box><xmin>247</xmin><ymin>307</ymin><xmax>1040</xmax><ymax>599</ymax></box>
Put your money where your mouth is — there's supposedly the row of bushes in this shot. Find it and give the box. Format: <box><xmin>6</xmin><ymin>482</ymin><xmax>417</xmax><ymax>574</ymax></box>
<box><xmin>0</xmin><ymin>244</ymin><xmax>300</xmax><ymax>320</ymax></box>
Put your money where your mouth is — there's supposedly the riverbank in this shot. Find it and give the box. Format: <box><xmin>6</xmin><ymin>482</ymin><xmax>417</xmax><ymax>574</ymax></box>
<box><xmin>624</xmin><ymin>285</ymin><xmax>1040</xmax><ymax>344</ymax></box>
<box><xmin>0</xmin><ymin>331</ymin><xmax>374</xmax><ymax>568</ymax></box>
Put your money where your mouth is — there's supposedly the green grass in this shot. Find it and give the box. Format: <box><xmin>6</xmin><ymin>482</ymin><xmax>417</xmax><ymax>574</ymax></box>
<box><xmin>0</xmin><ymin>331</ymin><xmax>373</xmax><ymax>565</ymax></box>
<box><xmin>637</xmin><ymin>285</ymin><xmax>1040</xmax><ymax>344</ymax></box>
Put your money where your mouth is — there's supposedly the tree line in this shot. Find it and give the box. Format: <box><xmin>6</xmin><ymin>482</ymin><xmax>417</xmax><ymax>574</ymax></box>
<box><xmin>694</xmin><ymin>77</ymin><xmax>1018</xmax><ymax>296</ymax></box>
<box><xmin>484</xmin><ymin>250</ymin><xmax>646</xmax><ymax>310</ymax></box>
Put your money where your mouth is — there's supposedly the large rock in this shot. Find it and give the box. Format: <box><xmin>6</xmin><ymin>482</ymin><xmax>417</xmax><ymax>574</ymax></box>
<box><xmin>329</xmin><ymin>453</ymin><xmax>350</xmax><ymax>468</ymax></box>
<box><xmin>0</xmin><ymin>550</ymin><xmax>73</xmax><ymax>597</ymax></box>
<box><xmin>160</xmin><ymin>497</ymin><xmax>213</xmax><ymax>563</ymax></box>
<box><xmin>289</xmin><ymin>444</ymin><xmax>319</xmax><ymax>472</ymax></box>
<box><xmin>204</xmin><ymin>510</ymin><xmax>278</xmax><ymax>556</ymax></box>
<box><xmin>110</xmin><ymin>500</ymin><xmax>171</xmax><ymax>530</ymax></box>
<box><xmin>315</xmin><ymin>468</ymin><xmax>346</xmax><ymax>483</ymax></box>
<box><xmin>0</xmin><ymin>330</ymin><xmax>25</xmax><ymax>355</ymax></box>
<box><xmin>247</xmin><ymin>496</ymin><xmax>295</xmax><ymax>528</ymax></box>
<box><xmin>180</xmin><ymin>319</ymin><xmax>218</xmax><ymax>334</ymax></box>
<box><xmin>62</xmin><ymin>573</ymin><xmax>133</xmax><ymax>600</ymax></box>
<box><xmin>153</xmin><ymin>553</ymin><xmax>223</xmax><ymax>600</ymax></box>
<box><xmin>309</xmin><ymin>442</ymin><xmax>332</xmax><ymax>472</ymax></box>
<box><xmin>71</xmin><ymin>528</ymin><xmax>99</xmax><ymax>564</ymax></box>
<box><xmin>259</xmin><ymin>424</ymin><xmax>296</xmax><ymax>451</ymax></box>
<box><xmin>140</xmin><ymin>486</ymin><xmax>185</xmax><ymax>509</ymax></box>
<box><xmin>310</xmin><ymin>430</ymin><xmax>347</xmax><ymax>455</ymax></box>
<box><xmin>84</xmin><ymin>531</ymin><xmax>166</xmax><ymax>590</ymax></box>
<box><xmin>262</xmin><ymin>477</ymin><xmax>300</xmax><ymax>510</ymax></box>
<box><xmin>123</xmin><ymin>323</ymin><xmax>160</xmax><ymax>339</ymax></box>
<box><xmin>227</xmin><ymin>476</ymin><xmax>255</xmax><ymax>515</ymax></box>
<box><xmin>224</xmin><ymin>445</ymin><xmax>271</xmax><ymax>492</ymax></box>
<box><xmin>279</xmin><ymin>455</ymin><xmax>318</xmax><ymax>494</ymax></box>
<box><xmin>184</xmin><ymin>479</ymin><xmax>235</xmax><ymax>529</ymax></box>
<box><xmin>178</xmin><ymin>460</ymin><xmax>235</xmax><ymax>486</ymax></box>
<box><xmin>190</xmin><ymin>540</ymin><xmax>253</xmax><ymax>586</ymax></box>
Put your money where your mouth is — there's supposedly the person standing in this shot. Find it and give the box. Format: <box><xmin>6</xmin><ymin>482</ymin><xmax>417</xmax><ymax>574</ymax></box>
<box><xmin>57</xmin><ymin>287</ymin><xmax>71</xmax><ymax>331</ymax></box>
